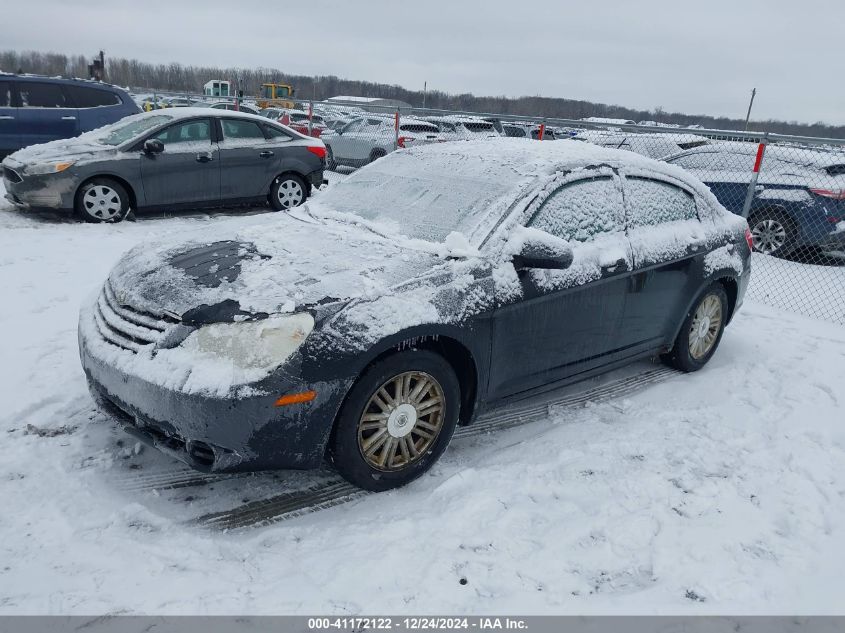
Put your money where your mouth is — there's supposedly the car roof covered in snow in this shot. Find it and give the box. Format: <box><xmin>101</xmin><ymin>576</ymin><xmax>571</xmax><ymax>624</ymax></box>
<box><xmin>669</xmin><ymin>140</ymin><xmax>845</xmax><ymax>168</ymax></box>
<box><xmin>401</xmin><ymin>137</ymin><xmax>705</xmax><ymax>182</ymax></box>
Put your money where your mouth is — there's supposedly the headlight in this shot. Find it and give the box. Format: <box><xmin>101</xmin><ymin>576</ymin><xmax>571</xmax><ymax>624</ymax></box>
<box><xmin>26</xmin><ymin>161</ymin><xmax>75</xmax><ymax>175</ymax></box>
<box><xmin>180</xmin><ymin>312</ymin><xmax>314</xmax><ymax>371</ymax></box>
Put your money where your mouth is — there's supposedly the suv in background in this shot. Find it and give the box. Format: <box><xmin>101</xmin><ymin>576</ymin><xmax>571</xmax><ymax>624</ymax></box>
<box><xmin>321</xmin><ymin>115</ymin><xmax>440</xmax><ymax>169</ymax></box>
<box><xmin>664</xmin><ymin>142</ymin><xmax>845</xmax><ymax>256</ymax></box>
<box><xmin>424</xmin><ymin>116</ymin><xmax>500</xmax><ymax>141</ymax></box>
<box><xmin>0</xmin><ymin>74</ymin><xmax>140</xmax><ymax>158</ymax></box>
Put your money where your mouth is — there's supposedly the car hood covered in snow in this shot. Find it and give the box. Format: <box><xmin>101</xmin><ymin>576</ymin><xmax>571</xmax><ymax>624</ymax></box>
<box><xmin>106</xmin><ymin>211</ymin><xmax>442</xmax><ymax>323</ymax></box>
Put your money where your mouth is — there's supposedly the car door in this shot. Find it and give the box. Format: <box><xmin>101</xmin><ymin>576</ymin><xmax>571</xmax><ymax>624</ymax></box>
<box><xmin>620</xmin><ymin>174</ymin><xmax>707</xmax><ymax>352</ymax></box>
<box><xmin>0</xmin><ymin>79</ymin><xmax>18</xmax><ymax>154</ymax></box>
<box><xmin>487</xmin><ymin>172</ymin><xmax>634</xmax><ymax>399</ymax></box>
<box><xmin>139</xmin><ymin>117</ymin><xmax>221</xmax><ymax>206</ymax></box>
<box><xmin>330</xmin><ymin>118</ymin><xmax>366</xmax><ymax>161</ymax></box>
<box><xmin>217</xmin><ymin>118</ymin><xmax>279</xmax><ymax>199</ymax></box>
<box><xmin>15</xmin><ymin>81</ymin><xmax>79</xmax><ymax>146</ymax></box>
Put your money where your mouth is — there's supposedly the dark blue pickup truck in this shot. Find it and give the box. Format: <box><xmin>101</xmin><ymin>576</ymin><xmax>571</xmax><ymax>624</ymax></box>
<box><xmin>0</xmin><ymin>74</ymin><xmax>140</xmax><ymax>158</ymax></box>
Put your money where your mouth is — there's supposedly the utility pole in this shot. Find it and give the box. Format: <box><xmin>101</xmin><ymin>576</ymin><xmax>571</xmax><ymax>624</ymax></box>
<box><xmin>423</xmin><ymin>81</ymin><xmax>427</xmax><ymax>109</ymax></box>
<box><xmin>744</xmin><ymin>88</ymin><xmax>756</xmax><ymax>131</ymax></box>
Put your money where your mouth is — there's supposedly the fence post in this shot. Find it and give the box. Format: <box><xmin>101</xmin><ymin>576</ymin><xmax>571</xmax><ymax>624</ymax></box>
<box><xmin>740</xmin><ymin>133</ymin><xmax>769</xmax><ymax>219</ymax></box>
<box><xmin>394</xmin><ymin>108</ymin><xmax>400</xmax><ymax>151</ymax></box>
<box><xmin>308</xmin><ymin>100</ymin><xmax>313</xmax><ymax>136</ymax></box>
<box><xmin>538</xmin><ymin>121</ymin><xmax>546</xmax><ymax>141</ymax></box>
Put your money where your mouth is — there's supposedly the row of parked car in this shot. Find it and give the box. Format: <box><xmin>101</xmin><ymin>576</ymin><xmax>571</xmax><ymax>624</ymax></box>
<box><xmin>2</xmin><ymin>74</ymin><xmax>844</xmax><ymax>257</ymax></box>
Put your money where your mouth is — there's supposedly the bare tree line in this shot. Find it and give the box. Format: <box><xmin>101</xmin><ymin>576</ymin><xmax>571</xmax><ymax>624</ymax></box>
<box><xmin>2</xmin><ymin>49</ymin><xmax>843</xmax><ymax>139</ymax></box>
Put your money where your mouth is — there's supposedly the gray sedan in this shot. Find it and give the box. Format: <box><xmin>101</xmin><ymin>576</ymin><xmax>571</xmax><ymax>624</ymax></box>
<box><xmin>1</xmin><ymin>108</ymin><xmax>326</xmax><ymax>222</ymax></box>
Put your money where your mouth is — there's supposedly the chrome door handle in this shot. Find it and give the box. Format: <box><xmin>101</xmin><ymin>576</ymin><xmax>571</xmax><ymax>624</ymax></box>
<box><xmin>0</xmin><ymin>115</ymin><xmax>14</xmax><ymax>120</ymax></box>
<box><xmin>61</xmin><ymin>116</ymin><xmax>77</xmax><ymax>120</ymax></box>
<box><xmin>259</xmin><ymin>150</ymin><xmax>274</xmax><ymax>158</ymax></box>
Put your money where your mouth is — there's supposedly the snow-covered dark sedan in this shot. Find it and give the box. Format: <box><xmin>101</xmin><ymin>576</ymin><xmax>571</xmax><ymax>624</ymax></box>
<box><xmin>2</xmin><ymin>108</ymin><xmax>325</xmax><ymax>222</ymax></box>
<box><xmin>79</xmin><ymin>139</ymin><xmax>752</xmax><ymax>491</ymax></box>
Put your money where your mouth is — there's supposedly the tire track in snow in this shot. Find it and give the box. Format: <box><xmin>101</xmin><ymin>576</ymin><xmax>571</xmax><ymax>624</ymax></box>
<box><xmin>190</xmin><ymin>365</ymin><xmax>682</xmax><ymax>531</ymax></box>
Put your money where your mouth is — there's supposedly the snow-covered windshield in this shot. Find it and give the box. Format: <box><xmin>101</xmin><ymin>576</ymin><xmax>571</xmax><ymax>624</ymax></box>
<box><xmin>316</xmin><ymin>149</ymin><xmax>526</xmax><ymax>243</ymax></box>
<box><xmin>98</xmin><ymin>115</ymin><xmax>173</xmax><ymax>146</ymax></box>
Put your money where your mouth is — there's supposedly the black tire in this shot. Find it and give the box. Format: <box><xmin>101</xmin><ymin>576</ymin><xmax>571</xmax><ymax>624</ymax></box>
<box><xmin>662</xmin><ymin>283</ymin><xmax>729</xmax><ymax>372</ymax></box>
<box><xmin>269</xmin><ymin>173</ymin><xmax>307</xmax><ymax>211</ymax></box>
<box><xmin>325</xmin><ymin>145</ymin><xmax>337</xmax><ymax>171</ymax></box>
<box><xmin>75</xmin><ymin>178</ymin><xmax>131</xmax><ymax>223</ymax></box>
<box><xmin>747</xmin><ymin>208</ymin><xmax>796</xmax><ymax>257</ymax></box>
<box><xmin>329</xmin><ymin>350</ymin><xmax>460</xmax><ymax>492</ymax></box>
<box><xmin>369</xmin><ymin>148</ymin><xmax>386</xmax><ymax>164</ymax></box>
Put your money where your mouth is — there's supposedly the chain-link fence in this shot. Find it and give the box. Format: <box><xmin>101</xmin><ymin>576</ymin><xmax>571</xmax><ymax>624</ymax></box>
<box><xmin>132</xmin><ymin>91</ymin><xmax>845</xmax><ymax>325</ymax></box>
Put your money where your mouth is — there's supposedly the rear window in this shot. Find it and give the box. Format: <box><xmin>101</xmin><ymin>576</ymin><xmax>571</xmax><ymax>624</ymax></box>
<box><xmin>18</xmin><ymin>82</ymin><xmax>68</xmax><ymax>108</ymax></box>
<box><xmin>65</xmin><ymin>85</ymin><xmax>121</xmax><ymax>108</ymax></box>
<box><xmin>399</xmin><ymin>124</ymin><xmax>439</xmax><ymax>133</ymax></box>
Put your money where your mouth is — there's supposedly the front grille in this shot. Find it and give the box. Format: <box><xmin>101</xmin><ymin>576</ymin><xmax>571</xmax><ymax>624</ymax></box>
<box><xmin>3</xmin><ymin>166</ymin><xmax>22</xmax><ymax>183</ymax></box>
<box><xmin>93</xmin><ymin>281</ymin><xmax>178</xmax><ymax>352</ymax></box>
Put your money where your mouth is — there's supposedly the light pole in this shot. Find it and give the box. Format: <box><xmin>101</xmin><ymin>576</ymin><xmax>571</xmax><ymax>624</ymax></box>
<box><xmin>744</xmin><ymin>88</ymin><xmax>756</xmax><ymax>131</ymax></box>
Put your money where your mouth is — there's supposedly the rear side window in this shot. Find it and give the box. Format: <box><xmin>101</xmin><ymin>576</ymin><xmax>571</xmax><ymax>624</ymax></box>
<box><xmin>153</xmin><ymin>119</ymin><xmax>211</xmax><ymax>145</ymax></box>
<box><xmin>0</xmin><ymin>82</ymin><xmax>11</xmax><ymax>107</ymax></box>
<box><xmin>221</xmin><ymin>119</ymin><xmax>265</xmax><ymax>140</ymax></box>
<box><xmin>264</xmin><ymin>125</ymin><xmax>292</xmax><ymax>140</ymax></box>
<box><xmin>528</xmin><ymin>176</ymin><xmax>625</xmax><ymax>242</ymax></box>
<box><xmin>625</xmin><ymin>177</ymin><xmax>697</xmax><ymax>227</ymax></box>
<box><xmin>18</xmin><ymin>82</ymin><xmax>68</xmax><ymax>108</ymax></box>
<box><xmin>65</xmin><ymin>85</ymin><xmax>121</xmax><ymax>108</ymax></box>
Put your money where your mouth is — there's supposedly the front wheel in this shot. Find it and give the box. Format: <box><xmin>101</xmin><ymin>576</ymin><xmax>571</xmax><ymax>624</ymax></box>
<box><xmin>330</xmin><ymin>350</ymin><xmax>460</xmax><ymax>491</ymax></box>
<box><xmin>662</xmin><ymin>283</ymin><xmax>729</xmax><ymax>372</ymax></box>
<box><xmin>75</xmin><ymin>178</ymin><xmax>131</xmax><ymax>223</ymax></box>
<box><xmin>270</xmin><ymin>174</ymin><xmax>307</xmax><ymax>210</ymax></box>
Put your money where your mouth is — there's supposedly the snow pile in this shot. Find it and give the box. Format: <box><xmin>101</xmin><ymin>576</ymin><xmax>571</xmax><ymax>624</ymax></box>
<box><xmin>2</xmin><ymin>180</ymin><xmax>845</xmax><ymax>614</ymax></box>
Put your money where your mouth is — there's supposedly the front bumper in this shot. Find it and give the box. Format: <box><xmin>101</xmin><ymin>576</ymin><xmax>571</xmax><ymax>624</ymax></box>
<box><xmin>78</xmin><ymin>294</ymin><xmax>349</xmax><ymax>472</ymax></box>
<box><xmin>2</xmin><ymin>165</ymin><xmax>76</xmax><ymax>212</ymax></box>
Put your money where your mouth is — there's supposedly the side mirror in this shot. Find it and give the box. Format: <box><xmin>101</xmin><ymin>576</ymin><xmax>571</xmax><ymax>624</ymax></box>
<box><xmin>143</xmin><ymin>139</ymin><xmax>164</xmax><ymax>155</ymax></box>
<box><xmin>512</xmin><ymin>234</ymin><xmax>574</xmax><ymax>271</ymax></box>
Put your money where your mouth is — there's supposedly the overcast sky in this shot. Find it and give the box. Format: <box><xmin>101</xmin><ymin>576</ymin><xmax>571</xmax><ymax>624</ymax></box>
<box><xmin>6</xmin><ymin>0</ymin><xmax>843</xmax><ymax>125</ymax></box>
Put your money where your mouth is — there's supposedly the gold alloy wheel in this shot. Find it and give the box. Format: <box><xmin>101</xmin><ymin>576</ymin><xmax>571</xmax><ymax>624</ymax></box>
<box><xmin>688</xmin><ymin>294</ymin><xmax>723</xmax><ymax>360</ymax></box>
<box><xmin>357</xmin><ymin>371</ymin><xmax>445</xmax><ymax>472</ymax></box>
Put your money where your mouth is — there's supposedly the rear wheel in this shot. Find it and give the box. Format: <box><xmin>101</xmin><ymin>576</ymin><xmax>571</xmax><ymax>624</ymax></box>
<box><xmin>662</xmin><ymin>283</ymin><xmax>729</xmax><ymax>372</ymax></box>
<box><xmin>748</xmin><ymin>209</ymin><xmax>795</xmax><ymax>257</ymax></box>
<box><xmin>330</xmin><ymin>350</ymin><xmax>460</xmax><ymax>491</ymax></box>
<box><xmin>75</xmin><ymin>178</ymin><xmax>130</xmax><ymax>223</ymax></box>
<box><xmin>325</xmin><ymin>145</ymin><xmax>337</xmax><ymax>171</ymax></box>
<box><xmin>369</xmin><ymin>148</ymin><xmax>386</xmax><ymax>164</ymax></box>
<box><xmin>270</xmin><ymin>174</ymin><xmax>307</xmax><ymax>210</ymax></box>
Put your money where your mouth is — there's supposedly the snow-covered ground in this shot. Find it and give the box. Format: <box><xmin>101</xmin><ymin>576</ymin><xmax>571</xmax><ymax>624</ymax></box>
<box><xmin>1</xmin><ymin>181</ymin><xmax>845</xmax><ymax>614</ymax></box>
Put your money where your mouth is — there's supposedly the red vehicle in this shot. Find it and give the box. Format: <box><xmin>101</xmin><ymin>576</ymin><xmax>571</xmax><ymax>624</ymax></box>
<box><xmin>260</xmin><ymin>108</ymin><xmax>327</xmax><ymax>138</ymax></box>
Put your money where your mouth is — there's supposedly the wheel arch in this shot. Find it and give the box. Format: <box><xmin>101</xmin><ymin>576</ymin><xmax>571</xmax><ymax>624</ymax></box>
<box><xmin>338</xmin><ymin>326</ymin><xmax>482</xmax><ymax>430</ymax></box>
<box><xmin>269</xmin><ymin>170</ymin><xmax>311</xmax><ymax>197</ymax></box>
<box><xmin>74</xmin><ymin>173</ymin><xmax>138</xmax><ymax>212</ymax></box>
<box><xmin>668</xmin><ymin>273</ymin><xmax>739</xmax><ymax>346</ymax></box>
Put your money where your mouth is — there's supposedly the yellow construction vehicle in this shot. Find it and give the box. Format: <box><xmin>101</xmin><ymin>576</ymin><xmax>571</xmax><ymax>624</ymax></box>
<box><xmin>256</xmin><ymin>83</ymin><xmax>296</xmax><ymax>109</ymax></box>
